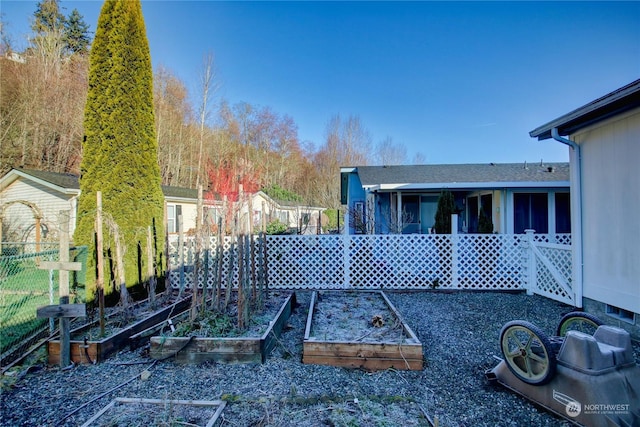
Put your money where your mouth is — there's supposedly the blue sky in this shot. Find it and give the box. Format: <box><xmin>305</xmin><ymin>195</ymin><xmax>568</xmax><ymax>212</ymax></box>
<box><xmin>2</xmin><ymin>1</ymin><xmax>639</xmax><ymax>164</ymax></box>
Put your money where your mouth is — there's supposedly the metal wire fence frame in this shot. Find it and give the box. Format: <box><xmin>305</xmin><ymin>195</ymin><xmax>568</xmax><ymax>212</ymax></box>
<box><xmin>0</xmin><ymin>244</ymin><xmax>87</xmax><ymax>368</ymax></box>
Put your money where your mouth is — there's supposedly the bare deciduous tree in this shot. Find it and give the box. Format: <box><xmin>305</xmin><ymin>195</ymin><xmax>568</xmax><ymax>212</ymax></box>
<box><xmin>375</xmin><ymin>136</ymin><xmax>407</xmax><ymax>166</ymax></box>
<box><xmin>195</xmin><ymin>52</ymin><xmax>218</xmax><ymax>190</ymax></box>
<box><xmin>313</xmin><ymin>114</ymin><xmax>372</xmax><ymax>209</ymax></box>
<box><xmin>154</xmin><ymin>66</ymin><xmax>193</xmax><ymax>186</ymax></box>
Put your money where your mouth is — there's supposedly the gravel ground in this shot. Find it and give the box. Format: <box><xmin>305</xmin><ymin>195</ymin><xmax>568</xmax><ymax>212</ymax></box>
<box><xmin>2</xmin><ymin>290</ymin><xmax>638</xmax><ymax>427</ymax></box>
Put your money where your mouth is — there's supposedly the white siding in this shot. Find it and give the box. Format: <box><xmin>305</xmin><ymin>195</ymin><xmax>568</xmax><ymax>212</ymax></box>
<box><xmin>166</xmin><ymin>201</ymin><xmax>198</xmax><ymax>234</ymax></box>
<box><xmin>0</xmin><ymin>179</ymin><xmax>77</xmax><ymax>240</ymax></box>
<box><xmin>574</xmin><ymin>107</ymin><xmax>640</xmax><ymax>314</ymax></box>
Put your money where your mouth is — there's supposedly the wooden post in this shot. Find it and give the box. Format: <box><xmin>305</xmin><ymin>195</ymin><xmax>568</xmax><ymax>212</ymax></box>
<box><xmin>35</xmin><ymin>216</ymin><xmax>41</xmax><ymax>253</ymax></box>
<box><xmin>224</xmin><ymin>211</ymin><xmax>236</xmax><ymax>310</ymax></box>
<box><xmin>164</xmin><ymin>201</ymin><xmax>170</xmax><ymax>290</ymax></box>
<box><xmin>59</xmin><ymin>210</ymin><xmax>70</xmax><ymax>309</ymax></box>
<box><xmin>96</xmin><ymin>192</ymin><xmax>105</xmax><ymax>336</ymax></box>
<box><xmin>191</xmin><ymin>186</ymin><xmax>203</xmax><ymax>320</ymax></box>
<box><xmin>111</xmin><ymin>221</ymin><xmax>128</xmax><ymax>308</ymax></box>
<box><xmin>248</xmin><ymin>195</ymin><xmax>256</xmax><ymax>302</ymax></box>
<box><xmin>202</xmin><ymin>205</ymin><xmax>211</xmax><ymax>309</ymax></box>
<box><xmin>178</xmin><ymin>214</ymin><xmax>184</xmax><ymax>298</ymax></box>
<box><xmin>147</xmin><ymin>226</ymin><xmax>156</xmax><ymax>306</ymax></box>
<box><xmin>214</xmin><ymin>215</ymin><xmax>223</xmax><ymax>311</ymax></box>
<box><xmin>37</xmin><ymin>210</ymin><xmax>84</xmax><ymax>367</ymax></box>
<box><xmin>0</xmin><ymin>213</ymin><xmax>3</xmax><ymax>255</ymax></box>
<box><xmin>237</xmin><ymin>233</ymin><xmax>244</xmax><ymax>330</ymax></box>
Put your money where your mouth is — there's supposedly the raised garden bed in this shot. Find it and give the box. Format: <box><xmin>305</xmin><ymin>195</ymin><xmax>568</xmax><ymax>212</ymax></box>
<box><xmin>47</xmin><ymin>295</ymin><xmax>192</xmax><ymax>365</ymax></box>
<box><xmin>82</xmin><ymin>398</ymin><xmax>226</xmax><ymax>427</ymax></box>
<box><xmin>303</xmin><ymin>290</ymin><xmax>423</xmax><ymax>371</ymax></box>
<box><xmin>149</xmin><ymin>292</ymin><xmax>296</xmax><ymax>364</ymax></box>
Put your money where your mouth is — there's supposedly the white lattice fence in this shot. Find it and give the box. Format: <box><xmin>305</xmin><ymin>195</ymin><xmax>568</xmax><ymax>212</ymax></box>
<box><xmin>266</xmin><ymin>235</ymin><xmax>344</xmax><ymax>289</ymax></box>
<box><xmin>529</xmin><ymin>238</ymin><xmax>574</xmax><ymax>305</ymax></box>
<box><xmin>349</xmin><ymin>234</ymin><xmax>447</xmax><ymax>289</ymax></box>
<box><xmin>455</xmin><ymin>234</ymin><xmax>525</xmax><ymax>290</ymax></box>
<box><xmin>169</xmin><ymin>233</ymin><xmax>572</xmax><ymax>295</ymax></box>
<box><xmin>264</xmin><ymin>234</ymin><xmax>559</xmax><ymax>291</ymax></box>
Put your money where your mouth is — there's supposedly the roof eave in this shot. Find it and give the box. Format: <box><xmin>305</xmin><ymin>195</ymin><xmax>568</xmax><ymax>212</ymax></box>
<box><xmin>530</xmin><ymin>79</ymin><xmax>640</xmax><ymax>140</ymax></box>
<box><xmin>164</xmin><ymin>196</ymin><xmax>197</xmax><ymax>204</ymax></box>
<box><xmin>3</xmin><ymin>169</ymin><xmax>80</xmax><ymax>195</ymax></box>
<box><xmin>376</xmin><ymin>181</ymin><xmax>569</xmax><ymax>191</ymax></box>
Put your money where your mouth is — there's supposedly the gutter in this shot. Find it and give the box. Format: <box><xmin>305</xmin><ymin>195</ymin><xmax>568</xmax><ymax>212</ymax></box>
<box><xmin>551</xmin><ymin>128</ymin><xmax>583</xmax><ymax>308</ymax></box>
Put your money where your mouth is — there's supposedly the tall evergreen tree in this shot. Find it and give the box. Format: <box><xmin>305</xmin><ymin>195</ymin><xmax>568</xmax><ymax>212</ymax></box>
<box><xmin>31</xmin><ymin>0</ymin><xmax>65</xmax><ymax>34</ymax></box>
<box><xmin>434</xmin><ymin>190</ymin><xmax>456</xmax><ymax>234</ymax></box>
<box><xmin>75</xmin><ymin>0</ymin><xmax>164</xmax><ymax>298</ymax></box>
<box><xmin>30</xmin><ymin>1</ymin><xmax>91</xmax><ymax>57</ymax></box>
<box><xmin>64</xmin><ymin>9</ymin><xmax>91</xmax><ymax>55</ymax></box>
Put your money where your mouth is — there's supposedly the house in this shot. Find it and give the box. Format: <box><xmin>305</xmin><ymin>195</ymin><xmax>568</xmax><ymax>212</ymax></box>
<box><xmin>530</xmin><ymin>78</ymin><xmax>640</xmax><ymax>338</ymax></box>
<box><xmin>199</xmin><ymin>190</ymin><xmax>325</xmax><ymax>235</ymax></box>
<box><xmin>340</xmin><ymin>163</ymin><xmax>570</xmax><ymax>235</ymax></box>
<box><xmin>0</xmin><ymin>168</ymin><xmax>199</xmax><ymax>243</ymax></box>
<box><xmin>248</xmin><ymin>192</ymin><xmax>326</xmax><ymax>235</ymax></box>
<box><xmin>0</xmin><ymin>168</ymin><xmax>325</xmax><ymax>247</ymax></box>
<box><xmin>0</xmin><ymin>169</ymin><xmax>82</xmax><ymax>245</ymax></box>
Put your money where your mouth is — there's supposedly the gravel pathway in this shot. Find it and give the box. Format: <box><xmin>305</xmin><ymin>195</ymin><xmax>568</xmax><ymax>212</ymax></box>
<box><xmin>2</xmin><ymin>290</ymin><xmax>638</xmax><ymax>426</ymax></box>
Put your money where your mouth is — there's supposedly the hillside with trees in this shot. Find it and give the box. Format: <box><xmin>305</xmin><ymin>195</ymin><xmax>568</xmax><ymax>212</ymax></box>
<box><xmin>0</xmin><ymin>0</ymin><xmax>414</xmax><ymax>213</ymax></box>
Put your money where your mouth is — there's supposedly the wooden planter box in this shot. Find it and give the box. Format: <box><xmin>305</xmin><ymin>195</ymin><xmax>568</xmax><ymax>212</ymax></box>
<box><xmin>47</xmin><ymin>296</ymin><xmax>192</xmax><ymax>365</ymax></box>
<box><xmin>149</xmin><ymin>292</ymin><xmax>296</xmax><ymax>364</ymax></box>
<box><xmin>303</xmin><ymin>291</ymin><xmax>423</xmax><ymax>371</ymax></box>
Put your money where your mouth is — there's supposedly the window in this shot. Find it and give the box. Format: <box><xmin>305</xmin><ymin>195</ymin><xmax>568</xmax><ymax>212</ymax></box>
<box><xmin>514</xmin><ymin>193</ymin><xmax>548</xmax><ymax>233</ymax></box>
<box><xmin>555</xmin><ymin>193</ymin><xmax>571</xmax><ymax>233</ymax></box>
<box><xmin>420</xmin><ymin>195</ymin><xmax>438</xmax><ymax>233</ymax></box>
<box><xmin>481</xmin><ymin>194</ymin><xmax>492</xmax><ymax>219</ymax></box>
<box><xmin>353</xmin><ymin>202</ymin><xmax>365</xmax><ymax>234</ymax></box>
<box><xmin>167</xmin><ymin>205</ymin><xmax>176</xmax><ymax>233</ymax></box>
<box><xmin>278</xmin><ymin>211</ymin><xmax>289</xmax><ymax>224</ymax></box>
<box><xmin>467</xmin><ymin>196</ymin><xmax>478</xmax><ymax>233</ymax></box>
<box><xmin>204</xmin><ymin>207</ymin><xmax>221</xmax><ymax>227</ymax></box>
<box><xmin>401</xmin><ymin>195</ymin><xmax>420</xmax><ymax>234</ymax></box>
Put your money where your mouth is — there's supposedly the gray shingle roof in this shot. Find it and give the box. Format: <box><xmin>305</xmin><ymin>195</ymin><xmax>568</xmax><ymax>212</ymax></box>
<box><xmin>161</xmin><ymin>185</ymin><xmax>198</xmax><ymax>199</ymax></box>
<box><xmin>356</xmin><ymin>162</ymin><xmax>569</xmax><ymax>187</ymax></box>
<box><xmin>15</xmin><ymin>169</ymin><xmax>197</xmax><ymax>199</ymax></box>
<box><xmin>19</xmin><ymin>168</ymin><xmax>80</xmax><ymax>189</ymax></box>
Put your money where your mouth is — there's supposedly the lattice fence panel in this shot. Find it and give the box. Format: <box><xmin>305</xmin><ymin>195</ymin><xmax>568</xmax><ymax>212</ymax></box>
<box><xmin>456</xmin><ymin>234</ymin><xmax>525</xmax><ymax>290</ymax></box>
<box><xmin>266</xmin><ymin>235</ymin><xmax>344</xmax><ymax>289</ymax></box>
<box><xmin>533</xmin><ymin>243</ymin><xmax>573</xmax><ymax>304</ymax></box>
<box><xmin>348</xmin><ymin>234</ymin><xmax>452</xmax><ymax>289</ymax></box>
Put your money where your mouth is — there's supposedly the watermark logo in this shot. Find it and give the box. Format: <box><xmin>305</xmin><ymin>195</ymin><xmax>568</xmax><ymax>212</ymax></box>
<box><xmin>553</xmin><ymin>391</ymin><xmax>581</xmax><ymax>417</ymax></box>
<box><xmin>552</xmin><ymin>390</ymin><xmax>630</xmax><ymax>418</ymax></box>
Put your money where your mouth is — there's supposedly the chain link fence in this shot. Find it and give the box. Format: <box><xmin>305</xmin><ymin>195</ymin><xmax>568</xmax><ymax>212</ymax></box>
<box><xmin>0</xmin><ymin>244</ymin><xmax>87</xmax><ymax>368</ymax></box>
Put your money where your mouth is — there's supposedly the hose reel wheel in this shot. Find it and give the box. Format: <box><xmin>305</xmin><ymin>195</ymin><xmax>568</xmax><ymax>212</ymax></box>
<box><xmin>500</xmin><ymin>320</ymin><xmax>557</xmax><ymax>385</ymax></box>
<box><xmin>556</xmin><ymin>311</ymin><xmax>604</xmax><ymax>337</ymax></box>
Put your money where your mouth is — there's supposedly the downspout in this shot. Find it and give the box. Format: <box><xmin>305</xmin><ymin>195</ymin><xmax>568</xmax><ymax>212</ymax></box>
<box><xmin>551</xmin><ymin>128</ymin><xmax>583</xmax><ymax>308</ymax></box>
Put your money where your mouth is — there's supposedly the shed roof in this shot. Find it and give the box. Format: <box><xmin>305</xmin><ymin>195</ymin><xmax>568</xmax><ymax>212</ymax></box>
<box><xmin>530</xmin><ymin>79</ymin><xmax>640</xmax><ymax>140</ymax></box>
<box><xmin>353</xmin><ymin>162</ymin><xmax>569</xmax><ymax>190</ymax></box>
<box><xmin>17</xmin><ymin>168</ymin><xmax>80</xmax><ymax>190</ymax></box>
<box><xmin>3</xmin><ymin>168</ymin><xmax>198</xmax><ymax>199</ymax></box>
